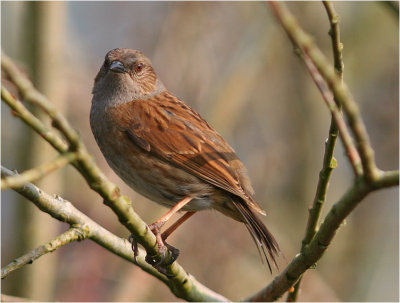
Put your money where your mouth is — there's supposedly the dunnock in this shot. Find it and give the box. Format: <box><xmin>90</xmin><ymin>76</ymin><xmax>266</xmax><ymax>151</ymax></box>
<box><xmin>90</xmin><ymin>48</ymin><xmax>280</xmax><ymax>272</ymax></box>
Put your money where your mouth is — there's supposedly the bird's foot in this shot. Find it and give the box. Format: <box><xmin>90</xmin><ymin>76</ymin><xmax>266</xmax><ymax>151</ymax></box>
<box><xmin>145</xmin><ymin>223</ymin><xmax>180</xmax><ymax>275</ymax></box>
<box><xmin>128</xmin><ymin>234</ymin><xmax>139</xmax><ymax>262</ymax></box>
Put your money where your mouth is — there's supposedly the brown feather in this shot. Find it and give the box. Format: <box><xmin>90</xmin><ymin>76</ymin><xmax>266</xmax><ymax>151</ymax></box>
<box><xmin>109</xmin><ymin>91</ymin><xmax>266</xmax><ymax>215</ymax></box>
<box><xmin>232</xmin><ymin>197</ymin><xmax>280</xmax><ymax>272</ymax></box>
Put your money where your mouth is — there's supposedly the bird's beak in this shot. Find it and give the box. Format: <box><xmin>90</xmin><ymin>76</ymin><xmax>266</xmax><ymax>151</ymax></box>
<box><xmin>109</xmin><ymin>61</ymin><xmax>126</xmax><ymax>73</ymax></box>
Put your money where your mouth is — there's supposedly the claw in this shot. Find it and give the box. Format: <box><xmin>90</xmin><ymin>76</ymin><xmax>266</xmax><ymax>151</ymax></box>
<box><xmin>143</xmin><ymin>224</ymin><xmax>181</xmax><ymax>275</ymax></box>
<box><xmin>164</xmin><ymin>242</ymin><xmax>180</xmax><ymax>265</ymax></box>
<box><xmin>145</xmin><ymin>246</ymin><xmax>178</xmax><ymax>277</ymax></box>
<box><xmin>128</xmin><ymin>229</ymin><xmax>179</xmax><ymax>276</ymax></box>
<box><xmin>130</xmin><ymin>209</ymin><xmax>192</xmax><ymax>276</ymax></box>
<box><xmin>128</xmin><ymin>234</ymin><xmax>139</xmax><ymax>262</ymax></box>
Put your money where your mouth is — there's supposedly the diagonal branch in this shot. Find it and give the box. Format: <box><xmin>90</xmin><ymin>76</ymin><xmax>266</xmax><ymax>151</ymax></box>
<box><xmin>1</xmin><ymin>87</ymin><xmax>68</xmax><ymax>153</ymax></box>
<box><xmin>1</xmin><ymin>165</ymin><xmax>168</xmax><ymax>283</ymax></box>
<box><xmin>246</xmin><ymin>170</ymin><xmax>398</xmax><ymax>302</ymax></box>
<box><xmin>1</xmin><ymin>227</ymin><xmax>87</xmax><ymax>279</ymax></box>
<box><xmin>1</xmin><ymin>166</ymin><xmax>229</xmax><ymax>301</ymax></box>
<box><xmin>1</xmin><ymin>52</ymin><xmax>80</xmax><ymax>149</ymax></box>
<box><xmin>1</xmin><ymin>152</ymin><xmax>77</xmax><ymax>190</ymax></box>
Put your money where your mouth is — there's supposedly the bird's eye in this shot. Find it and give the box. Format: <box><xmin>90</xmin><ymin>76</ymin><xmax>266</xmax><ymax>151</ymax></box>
<box><xmin>135</xmin><ymin>63</ymin><xmax>144</xmax><ymax>73</ymax></box>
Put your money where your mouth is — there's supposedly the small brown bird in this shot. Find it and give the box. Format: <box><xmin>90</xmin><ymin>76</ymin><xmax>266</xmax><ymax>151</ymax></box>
<box><xmin>90</xmin><ymin>48</ymin><xmax>279</xmax><ymax>272</ymax></box>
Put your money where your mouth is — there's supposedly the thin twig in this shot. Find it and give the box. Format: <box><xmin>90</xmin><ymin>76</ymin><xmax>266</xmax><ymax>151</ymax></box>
<box><xmin>268</xmin><ymin>1</ymin><xmax>379</xmax><ymax>181</ymax></box>
<box><xmin>1</xmin><ymin>228</ymin><xmax>86</xmax><ymax>279</ymax></box>
<box><xmin>1</xmin><ymin>152</ymin><xmax>77</xmax><ymax>190</ymax></box>
<box><xmin>1</xmin><ymin>52</ymin><xmax>80</xmax><ymax>149</ymax></box>
<box><xmin>1</xmin><ymin>87</ymin><xmax>68</xmax><ymax>153</ymax></box>
<box><xmin>287</xmin><ymin>3</ymin><xmax>347</xmax><ymax>301</ymax></box>
<box><xmin>301</xmin><ymin>52</ymin><xmax>362</xmax><ymax>176</ymax></box>
<box><xmin>323</xmin><ymin>1</ymin><xmax>344</xmax><ymax>78</ymax></box>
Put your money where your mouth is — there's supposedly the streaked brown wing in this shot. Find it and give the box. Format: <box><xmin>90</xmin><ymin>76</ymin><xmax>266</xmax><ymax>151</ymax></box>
<box><xmin>112</xmin><ymin>91</ymin><xmax>265</xmax><ymax>214</ymax></box>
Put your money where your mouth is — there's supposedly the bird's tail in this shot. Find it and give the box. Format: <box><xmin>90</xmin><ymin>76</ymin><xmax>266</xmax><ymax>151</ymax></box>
<box><xmin>233</xmin><ymin>197</ymin><xmax>280</xmax><ymax>273</ymax></box>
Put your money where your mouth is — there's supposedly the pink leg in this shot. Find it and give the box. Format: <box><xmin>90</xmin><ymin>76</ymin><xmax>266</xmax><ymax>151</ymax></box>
<box><xmin>162</xmin><ymin>211</ymin><xmax>196</xmax><ymax>241</ymax></box>
<box><xmin>144</xmin><ymin>197</ymin><xmax>194</xmax><ymax>270</ymax></box>
<box><xmin>148</xmin><ymin>196</ymin><xmax>193</xmax><ymax>233</ymax></box>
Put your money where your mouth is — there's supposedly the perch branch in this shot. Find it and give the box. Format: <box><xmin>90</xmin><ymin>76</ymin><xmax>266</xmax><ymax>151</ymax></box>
<box><xmin>1</xmin><ymin>166</ymin><xmax>229</xmax><ymax>301</ymax></box>
<box><xmin>1</xmin><ymin>54</ymin><xmax>230</xmax><ymax>301</ymax></box>
<box><xmin>1</xmin><ymin>166</ymin><xmax>168</xmax><ymax>283</ymax></box>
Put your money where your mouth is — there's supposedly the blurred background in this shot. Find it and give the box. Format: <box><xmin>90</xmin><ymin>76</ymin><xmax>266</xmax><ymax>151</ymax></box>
<box><xmin>1</xmin><ymin>2</ymin><xmax>398</xmax><ymax>301</ymax></box>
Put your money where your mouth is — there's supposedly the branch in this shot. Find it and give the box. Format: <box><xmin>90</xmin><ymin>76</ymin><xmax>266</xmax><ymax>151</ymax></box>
<box><xmin>301</xmin><ymin>52</ymin><xmax>362</xmax><ymax>176</ymax></box>
<box><xmin>0</xmin><ymin>166</ymin><xmax>164</xmax><ymax>281</ymax></box>
<box><xmin>1</xmin><ymin>152</ymin><xmax>77</xmax><ymax>190</ymax></box>
<box><xmin>1</xmin><ymin>54</ymin><xmax>230</xmax><ymax>301</ymax></box>
<box><xmin>1</xmin><ymin>52</ymin><xmax>80</xmax><ymax>149</ymax></box>
<box><xmin>1</xmin><ymin>87</ymin><xmax>68</xmax><ymax>153</ymax></box>
<box><xmin>246</xmin><ymin>171</ymin><xmax>398</xmax><ymax>302</ymax></box>
<box><xmin>287</xmin><ymin>3</ymin><xmax>345</xmax><ymax>300</ymax></box>
<box><xmin>323</xmin><ymin>1</ymin><xmax>344</xmax><ymax>77</ymax></box>
<box><xmin>245</xmin><ymin>2</ymin><xmax>400</xmax><ymax>301</ymax></box>
<box><xmin>268</xmin><ymin>1</ymin><xmax>379</xmax><ymax>182</ymax></box>
<box><xmin>1</xmin><ymin>228</ymin><xmax>86</xmax><ymax>279</ymax></box>
<box><xmin>1</xmin><ymin>166</ymin><xmax>229</xmax><ymax>301</ymax></box>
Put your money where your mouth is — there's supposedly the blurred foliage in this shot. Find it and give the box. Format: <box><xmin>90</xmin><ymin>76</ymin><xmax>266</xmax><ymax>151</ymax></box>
<box><xmin>1</xmin><ymin>2</ymin><xmax>398</xmax><ymax>301</ymax></box>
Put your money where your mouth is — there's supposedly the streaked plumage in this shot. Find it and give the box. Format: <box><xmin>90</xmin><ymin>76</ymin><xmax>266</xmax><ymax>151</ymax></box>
<box><xmin>90</xmin><ymin>48</ymin><xmax>280</xmax><ymax>271</ymax></box>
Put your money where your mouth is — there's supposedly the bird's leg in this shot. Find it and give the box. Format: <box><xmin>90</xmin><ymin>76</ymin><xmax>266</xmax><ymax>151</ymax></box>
<box><xmin>145</xmin><ymin>196</ymin><xmax>193</xmax><ymax>268</ymax></box>
<box><xmin>148</xmin><ymin>196</ymin><xmax>193</xmax><ymax>233</ymax></box>
<box><xmin>158</xmin><ymin>211</ymin><xmax>196</xmax><ymax>267</ymax></box>
<box><xmin>161</xmin><ymin>211</ymin><xmax>196</xmax><ymax>241</ymax></box>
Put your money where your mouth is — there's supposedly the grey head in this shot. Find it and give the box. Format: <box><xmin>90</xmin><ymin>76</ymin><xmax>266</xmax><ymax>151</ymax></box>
<box><xmin>92</xmin><ymin>48</ymin><xmax>166</xmax><ymax>107</ymax></box>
